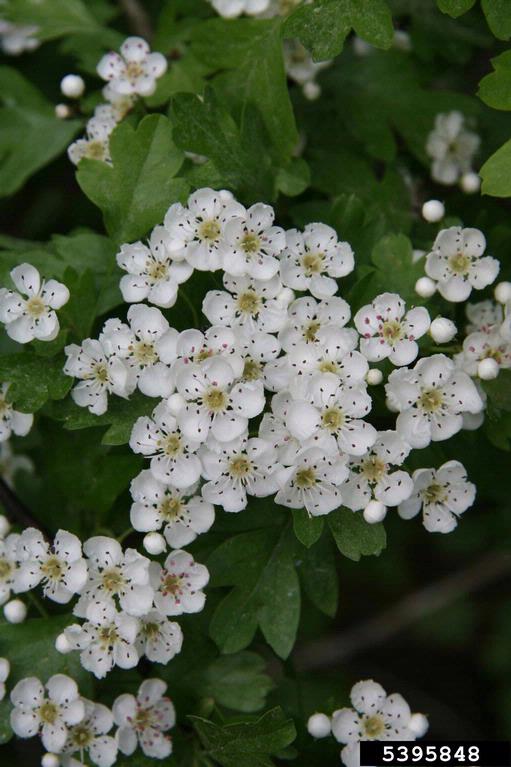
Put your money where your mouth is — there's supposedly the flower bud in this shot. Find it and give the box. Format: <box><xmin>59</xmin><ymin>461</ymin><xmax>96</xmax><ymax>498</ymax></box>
<box><xmin>422</xmin><ymin>199</ymin><xmax>445</xmax><ymax>223</ymax></box>
<box><xmin>4</xmin><ymin>599</ymin><xmax>27</xmax><ymax>624</ymax></box>
<box><xmin>409</xmin><ymin>713</ymin><xmax>429</xmax><ymax>737</ymax></box>
<box><xmin>167</xmin><ymin>392</ymin><xmax>186</xmax><ymax>415</ymax></box>
<box><xmin>430</xmin><ymin>317</ymin><xmax>457</xmax><ymax>344</ymax></box>
<box><xmin>55</xmin><ymin>633</ymin><xmax>72</xmax><ymax>654</ymax></box>
<box><xmin>363</xmin><ymin>500</ymin><xmax>387</xmax><ymax>524</ymax></box>
<box><xmin>303</xmin><ymin>81</ymin><xmax>321</xmax><ymax>101</ymax></box>
<box><xmin>307</xmin><ymin>713</ymin><xmax>331</xmax><ymax>738</ymax></box>
<box><xmin>55</xmin><ymin>103</ymin><xmax>71</xmax><ymax>119</ymax></box>
<box><xmin>415</xmin><ymin>277</ymin><xmax>436</xmax><ymax>298</ymax></box>
<box><xmin>0</xmin><ymin>515</ymin><xmax>10</xmax><ymax>538</ymax></box>
<box><xmin>143</xmin><ymin>532</ymin><xmax>167</xmax><ymax>555</ymax></box>
<box><xmin>42</xmin><ymin>754</ymin><xmax>60</xmax><ymax>767</ymax></box>
<box><xmin>460</xmin><ymin>171</ymin><xmax>480</xmax><ymax>194</ymax></box>
<box><xmin>495</xmin><ymin>281</ymin><xmax>511</xmax><ymax>305</ymax></box>
<box><xmin>478</xmin><ymin>357</ymin><xmax>499</xmax><ymax>380</ymax></box>
<box><xmin>276</xmin><ymin>287</ymin><xmax>295</xmax><ymax>306</ymax></box>
<box><xmin>0</xmin><ymin>658</ymin><xmax>10</xmax><ymax>682</ymax></box>
<box><xmin>366</xmin><ymin>368</ymin><xmax>383</xmax><ymax>386</ymax></box>
<box><xmin>60</xmin><ymin>74</ymin><xmax>85</xmax><ymax>99</ymax></box>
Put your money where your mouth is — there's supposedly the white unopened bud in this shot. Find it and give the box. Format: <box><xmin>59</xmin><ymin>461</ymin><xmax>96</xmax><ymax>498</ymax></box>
<box><xmin>55</xmin><ymin>103</ymin><xmax>71</xmax><ymax>119</ymax></box>
<box><xmin>60</xmin><ymin>74</ymin><xmax>85</xmax><ymax>99</ymax></box>
<box><xmin>460</xmin><ymin>171</ymin><xmax>480</xmax><ymax>194</ymax></box>
<box><xmin>42</xmin><ymin>754</ymin><xmax>60</xmax><ymax>767</ymax></box>
<box><xmin>4</xmin><ymin>599</ymin><xmax>27</xmax><ymax>624</ymax></box>
<box><xmin>0</xmin><ymin>515</ymin><xmax>10</xmax><ymax>538</ymax></box>
<box><xmin>478</xmin><ymin>357</ymin><xmax>499</xmax><ymax>380</ymax></box>
<box><xmin>277</xmin><ymin>287</ymin><xmax>295</xmax><ymax>306</ymax></box>
<box><xmin>307</xmin><ymin>713</ymin><xmax>331</xmax><ymax>738</ymax></box>
<box><xmin>363</xmin><ymin>500</ymin><xmax>387</xmax><ymax>524</ymax></box>
<box><xmin>366</xmin><ymin>368</ymin><xmax>383</xmax><ymax>386</ymax></box>
<box><xmin>495</xmin><ymin>281</ymin><xmax>511</xmax><ymax>305</ymax></box>
<box><xmin>412</xmin><ymin>249</ymin><xmax>425</xmax><ymax>263</ymax></box>
<box><xmin>422</xmin><ymin>199</ymin><xmax>445</xmax><ymax>223</ymax></box>
<box><xmin>167</xmin><ymin>392</ymin><xmax>186</xmax><ymax>415</ymax></box>
<box><xmin>55</xmin><ymin>632</ymin><xmax>72</xmax><ymax>654</ymax></box>
<box><xmin>0</xmin><ymin>657</ymin><xmax>10</xmax><ymax>682</ymax></box>
<box><xmin>430</xmin><ymin>317</ymin><xmax>457</xmax><ymax>344</ymax></box>
<box><xmin>415</xmin><ymin>277</ymin><xmax>436</xmax><ymax>298</ymax></box>
<box><xmin>143</xmin><ymin>532</ymin><xmax>167</xmax><ymax>555</ymax></box>
<box><xmin>303</xmin><ymin>81</ymin><xmax>321</xmax><ymax>101</ymax></box>
<box><xmin>409</xmin><ymin>713</ymin><xmax>429</xmax><ymax>737</ymax></box>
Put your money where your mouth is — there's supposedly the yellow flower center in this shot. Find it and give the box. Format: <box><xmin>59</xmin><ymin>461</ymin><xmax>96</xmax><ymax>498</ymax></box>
<box><xmin>26</xmin><ymin>296</ymin><xmax>46</xmax><ymax>318</ymax></box>
<box><xmin>143</xmin><ymin>621</ymin><xmax>161</xmax><ymax>640</ymax></box>
<box><xmin>449</xmin><ymin>252</ymin><xmax>471</xmax><ymax>276</ymax></box>
<box><xmin>134</xmin><ymin>706</ymin><xmax>155</xmax><ymax>731</ymax></box>
<box><xmin>237</xmin><ymin>290</ymin><xmax>261</xmax><ymax>315</ymax></box>
<box><xmin>363</xmin><ymin>715</ymin><xmax>385</xmax><ymax>739</ymax></box>
<box><xmin>40</xmin><ymin>555</ymin><xmax>64</xmax><ymax>581</ymax></box>
<box><xmin>39</xmin><ymin>701</ymin><xmax>59</xmax><ymax>725</ymax></box>
<box><xmin>161</xmin><ymin>572</ymin><xmax>181</xmax><ymax>595</ymax></box>
<box><xmin>101</xmin><ymin>567</ymin><xmax>125</xmax><ymax>594</ymax></box>
<box><xmin>86</xmin><ymin>140</ymin><xmax>107</xmax><ymax>161</ymax></box>
<box><xmin>228</xmin><ymin>456</ymin><xmax>252</xmax><ymax>479</ymax></box>
<box><xmin>321</xmin><ymin>406</ymin><xmax>344</xmax><ymax>432</ymax></box>
<box><xmin>98</xmin><ymin>624</ymin><xmax>119</xmax><ymax>649</ymax></box>
<box><xmin>71</xmin><ymin>725</ymin><xmax>93</xmax><ymax>748</ymax></box>
<box><xmin>202</xmin><ymin>387</ymin><xmax>228</xmax><ymax>413</ymax></box>
<box><xmin>301</xmin><ymin>252</ymin><xmax>324</xmax><ymax>276</ymax></box>
<box><xmin>241</xmin><ymin>232</ymin><xmax>261</xmax><ymax>255</ymax></box>
<box><xmin>422</xmin><ymin>482</ymin><xmax>447</xmax><ymax>504</ymax></box>
<box><xmin>148</xmin><ymin>261</ymin><xmax>168</xmax><ymax>281</ymax></box>
<box><xmin>295</xmin><ymin>467</ymin><xmax>317</xmax><ymax>488</ymax></box>
<box><xmin>159</xmin><ymin>496</ymin><xmax>182</xmax><ymax>520</ymax></box>
<box><xmin>126</xmin><ymin>60</ymin><xmax>144</xmax><ymax>79</ymax></box>
<box><xmin>361</xmin><ymin>456</ymin><xmax>386</xmax><ymax>483</ymax></box>
<box><xmin>0</xmin><ymin>397</ymin><xmax>8</xmax><ymax>416</ymax></box>
<box><xmin>0</xmin><ymin>557</ymin><xmax>12</xmax><ymax>580</ymax></box>
<box><xmin>159</xmin><ymin>433</ymin><xmax>183</xmax><ymax>457</ymax></box>
<box><xmin>318</xmin><ymin>360</ymin><xmax>339</xmax><ymax>374</ymax></box>
<box><xmin>92</xmin><ymin>363</ymin><xmax>109</xmax><ymax>384</ymax></box>
<box><xmin>381</xmin><ymin>320</ymin><xmax>403</xmax><ymax>343</ymax></box>
<box><xmin>198</xmin><ymin>219</ymin><xmax>221</xmax><ymax>243</ymax></box>
<box><xmin>303</xmin><ymin>320</ymin><xmax>321</xmax><ymax>342</ymax></box>
<box><xmin>132</xmin><ymin>341</ymin><xmax>158</xmax><ymax>366</ymax></box>
<box><xmin>419</xmin><ymin>388</ymin><xmax>443</xmax><ymax>413</ymax></box>
<box><xmin>243</xmin><ymin>357</ymin><xmax>262</xmax><ymax>381</ymax></box>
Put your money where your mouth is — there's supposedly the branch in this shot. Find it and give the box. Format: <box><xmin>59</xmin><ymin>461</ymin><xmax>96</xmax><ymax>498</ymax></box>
<box><xmin>0</xmin><ymin>477</ymin><xmax>49</xmax><ymax>537</ymax></box>
<box><xmin>294</xmin><ymin>550</ymin><xmax>511</xmax><ymax>671</ymax></box>
<box><xmin>118</xmin><ymin>0</ymin><xmax>153</xmax><ymax>41</ymax></box>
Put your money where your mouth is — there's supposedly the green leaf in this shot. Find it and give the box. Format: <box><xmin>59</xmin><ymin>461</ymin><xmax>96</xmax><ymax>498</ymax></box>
<box><xmin>483</xmin><ymin>370</ymin><xmax>511</xmax><ymax>410</ymax></box>
<box><xmin>199</xmin><ymin>652</ymin><xmax>274</xmax><ymax>713</ymax></box>
<box><xmin>292</xmin><ymin>508</ymin><xmax>324</xmax><ymax>548</ymax></box>
<box><xmin>59</xmin><ymin>268</ymin><xmax>97</xmax><ymax>340</ymax></box>
<box><xmin>0</xmin><ymin>67</ymin><xmax>80</xmax><ymax>197</ymax></box>
<box><xmin>328</xmin><ymin>507</ymin><xmax>386</xmax><ymax>561</ymax></box>
<box><xmin>436</xmin><ymin>0</ymin><xmax>477</xmax><ymax>18</ymax></box>
<box><xmin>208</xmin><ymin>525</ymin><xmax>300</xmax><ymax>659</ymax></box>
<box><xmin>298</xmin><ymin>534</ymin><xmax>339</xmax><ymax>617</ymax></box>
<box><xmin>4</xmin><ymin>0</ymin><xmax>101</xmax><ymax>39</ymax></box>
<box><xmin>284</xmin><ymin>0</ymin><xmax>394</xmax><ymax>61</ymax></box>
<box><xmin>371</xmin><ymin>233</ymin><xmax>424</xmax><ymax>304</ymax></box>
<box><xmin>76</xmin><ymin>115</ymin><xmax>188</xmax><ymax>243</ymax></box>
<box><xmin>191</xmin><ymin>18</ymin><xmax>298</xmax><ymax>159</ymax></box>
<box><xmin>478</xmin><ymin>51</ymin><xmax>511</xmax><ymax>110</ymax></box>
<box><xmin>482</xmin><ymin>0</ymin><xmax>511</xmax><ymax>40</ymax></box>
<box><xmin>0</xmin><ymin>353</ymin><xmax>72</xmax><ymax>412</ymax></box>
<box><xmin>0</xmin><ymin>699</ymin><xmax>12</xmax><ymax>745</ymax></box>
<box><xmin>0</xmin><ymin>616</ymin><xmax>93</xmax><ymax>695</ymax></box>
<box><xmin>190</xmin><ymin>707</ymin><xmax>296</xmax><ymax>767</ymax></box>
<box><xmin>480</xmin><ymin>138</ymin><xmax>511</xmax><ymax>197</ymax></box>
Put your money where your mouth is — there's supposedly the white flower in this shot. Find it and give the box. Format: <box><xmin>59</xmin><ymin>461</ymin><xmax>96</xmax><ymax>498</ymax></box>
<box><xmin>259</xmin><ymin>391</ymin><xmax>304</xmax><ymax>464</ymax></box>
<box><xmin>74</xmin><ymin>536</ymin><xmax>153</xmax><ymax>620</ymax></box>
<box><xmin>281</xmin><ymin>224</ymin><xmax>354</xmax><ymax>299</ymax></box>
<box><xmin>275</xmin><ymin>447</ymin><xmax>348</xmax><ymax>516</ymax></box>
<box><xmin>61</xmin><ymin>700</ymin><xmax>117</xmax><ymax>767</ymax></box>
<box><xmin>130</xmin><ymin>469</ymin><xmax>215</xmax><ymax>547</ymax></box>
<box><xmin>136</xmin><ymin>610</ymin><xmax>183</xmax><ymax>664</ymax></box>
<box><xmin>386</xmin><ymin>354</ymin><xmax>484</xmax><ymax>449</ymax></box>
<box><xmin>164</xmin><ymin>188</ymin><xmax>244</xmax><ymax>271</ymax></box>
<box><xmin>150</xmin><ymin>549</ymin><xmax>209</xmax><ymax>616</ymax></box>
<box><xmin>354</xmin><ymin>293</ymin><xmax>430</xmax><ymax>366</ymax></box>
<box><xmin>220</xmin><ymin>202</ymin><xmax>286</xmax><ymax>279</ymax></box>
<box><xmin>0</xmin><ymin>20</ymin><xmax>39</xmax><ymax>55</ymax></box>
<box><xmin>342</xmin><ymin>431</ymin><xmax>413</xmax><ymax>511</ymax></box>
<box><xmin>0</xmin><ymin>264</ymin><xmax>69</xmax><ymax>343</ymax></box>
<box><xmin>457</xmin><ymin>326</ymin><xmax>511</xmax><ymax>377</ymax></box>
<box><xmin>465</xmin><ymin>300</ymin><xmax>502</xmax><ymax>334</ymax></box>
<box><xmin>426</xmin><ymin>111</ymin><xmax>479</xmax><ymax>185</ymax></box>
<box><xmin>0</xmin><ymin>441</ymin><xmax>33</xmax><ymax>487</ymax></box>
<box><xmin>175</xmin><ymin>356</ymin><xmax>265</xmax><ymax>443</ymax></box>
<box><xmin>10</xmin><ymin>674</ymin><xmax>85</xmax><ymax>753</ymax></box>
<box><xmin>14</xmin><ymin>528</ymin><xmax>87</xmax><ymax>604</ymax></box>
<box><xmin>285</xmin><ymin>373</ymin><xmax>377</xmax><ymax>457</ymax></box>
<box><xmin>68</xmin><ymin>113</ymin><xmax>117</xmax><ymax>166</ymax></box>
<box><xmin>203</xmin><ymin>274</ymin><xmax>289</xmax><ymax>335</ymax></box>
<box><xmin>97</xmin><ymin>36</ymin><xmax>167</xmax><ymax>97</ymax></box>
<box><xmin>173</xmin><ymin>325</ymin><xmax>243</xmax><ymax>378</ymax></box>
<box><xmin>100</xmin><ymin>305</ymin><xmax>177</xmax><ymax>397</ymax></box>
<box><xmin>209</xmin><ymin>0</ymin><xmax>270</xmax><ymax>17</ymax></box>
<box><xmin>398</xmin><ymin>460</ymin><xmax>476</xmax><ymax>533</ymax></box>
<box><xmin>331</xmin><ymin>679</ymin><xmax>420</xmax><ymax>767</ymax></box>
<box><xmin>0</xmin><ymin>533</ymin><xmax>19</xmax><ymax>605</ymax></box>
<box><xmin>102</xmin><ymin>82</ymin><xmax>136</xmax><ymax>120</ymax></box>
<box><xmin>0</xmin><ymin>384</ymin><xmax>33</xmax><ymax>442</ymax></box>
<box><xmin>113</xmin><ymin>679</ymin><xmax>175</xmax><ymax>759</ymax></box>
<box><xmin>425</xmin><ymin>227</ymin><xmax>499</xmax><ymax>302</ymax></box>
<box><xmin>129</xmin><ymin>400</ymin><xmax>202</xmax><ymax>487</ymax></box>
<box><xmin>0</xmin><ymin>658</ymin><xmax>9</xmax><ymax>702</ymax></box>
<box><xmin>200</xmin><ymin>437</ymin><xmax>278</xmax><ymax>512</ymax></box>
<box><xmin>117</xmin><ymin>225</ymin><xmax>193</xmax><ymax>308</ymax></box>
<box><xmin>279</xmin><ymin>296</ymin><xmax>352</xmax><ymax>351</ymax></box>
<box><xmin>64</xmin><ymin>338</ymin><xmax>135</xmax><ymax>416</ymax></box>
<box><xmin>64</xmin><ymin>603</ymin><xmax>139</xmax><ymax>679</ymax></box>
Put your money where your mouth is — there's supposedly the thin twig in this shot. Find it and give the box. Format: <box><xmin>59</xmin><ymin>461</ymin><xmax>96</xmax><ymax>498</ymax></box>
<box><xmin>294</xmin><ymin>550</ymin><xmax>511</xmax><ymax>670</ymax></box>
<box><xmin>118</xmin><ymin>0</ymin><xmax>153</xmax><ymax>41</ymax></box>
<box><xmin>0</xmin><ymin>476</ymin><xmax>49</xmax><ymax>536</ymax></box>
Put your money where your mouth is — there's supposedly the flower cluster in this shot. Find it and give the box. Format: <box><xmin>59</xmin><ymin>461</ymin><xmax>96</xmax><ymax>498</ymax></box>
<box><xmin>426</xmin><ymin>111</ymin><xmax>480</xmax><ymax>189</ymax></box>
<box><xmin>307</xmin><ymin>679</ymin><xmax>429</xmax><ymax>767</ymax></box>
<box><xmin>9</xmin><ymin>674</ymin><xmax>174</xmax><ymax>764</ymax></box>
<box><xmin>455</xmin><ymin>298</ymin><xmax>511</xmax><ymax>381</ymax></box>
<box><xmin>59</xmin><ymin>187</ymin><xmax>496</xmax><ymax>535</ymax></box>
<box><xmin>68</xmin><ymin>37</ymin><xmax>167</xmax><ymax>165</ymax></box>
